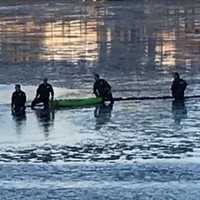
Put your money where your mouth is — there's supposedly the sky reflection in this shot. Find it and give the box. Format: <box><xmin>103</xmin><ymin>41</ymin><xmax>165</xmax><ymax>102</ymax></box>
<box><xmin>0</xmin><ymin>1</ymin><xmax>199</xmax><ymax>68</ymax></box>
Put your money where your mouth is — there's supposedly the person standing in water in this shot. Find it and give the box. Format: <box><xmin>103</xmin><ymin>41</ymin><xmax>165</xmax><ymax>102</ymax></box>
<box><xmin>93</xmin><ymin>73</ymin><xmax>114</xmax><ymax>104</ymax></box>
<box><xmin>31</xmin><ymin>78</ymin><xmax>54</xmax><ymax>110</ymax></box>
<box><xmin>171</xmin><ymin>72</ymin><xmax>187</xmax><ymax>101</ymax></box>
<box><xmin>11</xmin><ymin>84</ymin><xmax>26</xmax><ymax>115</ymax></box>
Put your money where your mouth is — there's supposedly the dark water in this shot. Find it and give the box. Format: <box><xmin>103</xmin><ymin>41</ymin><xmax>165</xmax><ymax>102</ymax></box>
<box><xmin>0</xmin><ymin>0</ymin><xmax>200</xmax><ymax>199</ymax></box>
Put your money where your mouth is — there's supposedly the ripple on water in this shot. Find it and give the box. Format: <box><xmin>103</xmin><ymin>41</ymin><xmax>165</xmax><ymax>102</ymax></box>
<box><xmin>0</xmin><ymin>141</ymin><xmax>197</xmax><ymax>163</ymax></box>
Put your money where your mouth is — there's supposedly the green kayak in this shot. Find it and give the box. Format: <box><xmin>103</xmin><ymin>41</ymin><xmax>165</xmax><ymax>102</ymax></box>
<box><xmin>52</xmin><ymin>97</ymin><xmax>103</xmax><ymax>108</ymax></box>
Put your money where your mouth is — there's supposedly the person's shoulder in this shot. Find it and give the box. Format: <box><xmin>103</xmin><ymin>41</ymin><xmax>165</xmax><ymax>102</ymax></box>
<box><xmin>95</xmin><ymin>79</ymin><xmax>102</xmax><ymax>84</ymax></box>
<box><xmin>47</xmin><ymin>83</ymin><xmax>53</xmax><ymax>87</ymax></box>
<box><xmin>172</xmin><ymin>79</ymin><xmax>180</xmax><ymax>85</ymax></box>
<box><xmin>38</xmin><ymin>83</ymin><xmax>44</xmax><ymax>87</ymax></box>
<box><xmin>21</xmin><ymin>90</ymin><xmax>26</xmax><ymax>95</ymax></box>
<box><xmin>100</xmin><ymin>78</ymin><xmax>107</xmax><ymax>83</ymax></box>
<box><xmin>12</xmin><ymin>91</ymin><xmax>17</xmax><ymax>95</ymax></box>
<box><xmin>180</xmin><ymin>78</ymin><xmax>187</xmax><ymax>83</ymax></box>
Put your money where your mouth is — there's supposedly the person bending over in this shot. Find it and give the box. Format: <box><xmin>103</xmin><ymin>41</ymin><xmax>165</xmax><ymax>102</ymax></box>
<box><xmin>11</xmin><ymin>84</ymin><xmax>26</xmax><ymax>115</ymax></box>
<box><xmin>31</xmin><ymin>78</ymin><xmax>54</xmax><ymax>110</ymax></box>
<box><xmin>93</xmin><ymin>74</ymin><xmax>114</xmax><ymax>104</ymax></box>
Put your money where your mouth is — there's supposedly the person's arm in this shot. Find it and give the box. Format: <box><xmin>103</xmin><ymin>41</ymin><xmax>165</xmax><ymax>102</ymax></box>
<box><xmin>35</xmin><ymin>86</ymin><xmax>41</xmax><ymax>98</ymax></box>
<box><xmin>23</xmin><ymin>92</ymin><xmax>26</xmax><ymax>105</ymax></box>
<box><xmin>93</xmin><ymin>83</ymin><xmax>96</xmax><ymax>95</ymax></box>
<box><xmin>106</xmin><ymin>81</ymin><xmax>111</xmax><ymax>90</ymax></box>
<box><xmin>171</xmin><ymin>81</ymin><xmax>175</xmax><ymax>97</ymax></box>
<box><xmin>171</xmin><ymin>81</ymin><xmax>175</xmax><ymax>91</ymax></box>
<box><xmin>103</xmin><ymin>80</ymin><xmax>111</xmax><ymax>93</ymax></box>
<box><xmin>179</xmin><ymin>79</ymin><xmax>187</xmax><ymax>91</ymax></box>
<box><xmin>11</xmin><ymin>93</ymin><xmax>15</xmax><ymax>110</ymax></box>
<box><xmin>93</xmin><ymin>83</ymin><xmax>99</xmax><ymax>97</ymax></box>
<box><xmin>184</xmin><ymin>80</ymin><xmax>188</xmax><ymax>88</ymax></box>
<box><xmin>50</xmin><ymin>85</ymin><xmax>54</xmax><ymax>101</ymax></box>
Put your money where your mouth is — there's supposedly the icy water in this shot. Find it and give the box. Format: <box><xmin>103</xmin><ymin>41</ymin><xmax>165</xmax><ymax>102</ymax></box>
<box><xmin>0</xmin><ymin>0</ymin><xmax>200</xmax><ymax>199</ymax></box>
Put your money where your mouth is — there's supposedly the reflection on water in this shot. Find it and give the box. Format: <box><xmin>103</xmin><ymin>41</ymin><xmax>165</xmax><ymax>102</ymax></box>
<box><xmin>94</xmin><ymin>103</ymin><xmax>113</xmax><ymax>130</ymax></box>
<box><xmin>0</xmin><ymin>0</ymin><xmax>200</xmax><ymax>100</ymax></box>
<box><xmin>12</xmin><ymin>113</ymin><xmax>26</xmax><ymax>136</ymax></box>
<box><xmin>34</xmin><ymin>109</ymin><xmax>55</xmax><ymax>139</ymax></box>
<box><xmin>0</xmin><ymin>99</ymin><xmax>199</xmax><ymax>162</ymax></box>
<box><xmin>172</xmin><ymin>100</ymin><xmax>187</xmax><ymax>125</ymax></box>
<box><xmin>42</xmin><ymin>20</ymin><xmax>98</xmax><ymax>61</ymax></box>
<box><xmin>0</xmin><ymin>2</ymin><xmax>100</xmax><ymax>63</ymax></box>
<box><xmin>0</xmin><ymin>1</ymin><xmax>200</xmax><ymax>87</ymax></box>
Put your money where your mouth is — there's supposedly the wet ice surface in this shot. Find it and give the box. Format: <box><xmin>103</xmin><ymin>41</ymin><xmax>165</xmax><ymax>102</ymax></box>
<box><xmin>1</xmin><ymin>98</ymin><xmax>200</xmax><ymax>162</ymax></box>
<box><xmin>0</xmin><ymin>0</ymin><xmax>200</xmax><ymax>199</ymax></box>
<box><xmin>0</xmin><ymin>98</ymin><xmax>200</xmax><ymax>199</ymax></box>
<box><xmin>1</xmin><ymin>162</ymin><xmax>200</xmax><ymax>200</ymax></box>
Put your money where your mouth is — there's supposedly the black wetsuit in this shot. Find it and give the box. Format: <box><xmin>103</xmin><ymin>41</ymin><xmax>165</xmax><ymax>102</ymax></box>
<box><xmin>31</xmin><ymin>83</ymin><xmax>54</xmax><ymax>109</ymax></box>
<box><xmin>171</xmin><ymin>78</ymin><xmax>187</xmax><ymax>101</ymax></box>
<box><xmin>11</xmin><ymin>90</ymin><xmax>26</xmax><ymax>114</ymax></box>
<box><xmin>93</xmin><ymin>79</ymin><xmax>113</xmax><ymax>103</ymax></box>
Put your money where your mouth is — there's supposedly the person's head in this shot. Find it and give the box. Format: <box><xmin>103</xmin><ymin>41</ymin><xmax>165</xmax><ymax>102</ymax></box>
<box><xmin>15</xmin><ymin>84</ymin><xmax>21</xmax><ymax>92</ymax></box>
<box><xmin>43</xmin><ymin>78</ymin><xmax>48</xmax><ymax>84</ymax></box>
<box><xmin>94</xmin><ymin>73</ymin><xmax>100</xmax><ymax>81</ymax></box>
<box><xmin>174</xmin><ymin>72</ymin><xmax>180</xmax><ymax>80</ymax></box>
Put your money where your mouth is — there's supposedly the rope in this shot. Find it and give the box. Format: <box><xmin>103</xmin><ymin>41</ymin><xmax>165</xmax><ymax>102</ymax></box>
<box><xmin>113</xmin><ymin>95</ymin><xmax>200</xmax><ymax>101</ymax></box>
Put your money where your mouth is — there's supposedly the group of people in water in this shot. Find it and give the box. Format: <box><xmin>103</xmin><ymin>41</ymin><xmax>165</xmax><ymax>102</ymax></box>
<box><xmin>11</xmin><ymin>72</ymin><xmax>187</xmax><ymax>116</ymax></box>
<box><xmin>11</xmin><ymin>78</ymin><xmax>54</xmax><ymax>115</ymax></box>
<box><xmin>11</xmin><ymin>74</ymin><xmax>114</xmax><ymax>116</ymax></box>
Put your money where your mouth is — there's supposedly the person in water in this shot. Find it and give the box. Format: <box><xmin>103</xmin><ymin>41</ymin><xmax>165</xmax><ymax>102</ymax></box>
<box><xmin>31</xmin><ymin>78</ymin><xmax>54</xmax><ymax>110</ymax></box>
<box><xmin>93</xmin><ymin>73</ymin><xmax>114</xmax><ymax>104</ymax></box>
<box><xmin>171</xmin><ymin>72</ymin><xmax>187</xmax><ymax>101</ymax></box>
<box><xmin>11</xmin><ymin>84</ymin><xmax>26</xmax><ymax>115</ymax></box>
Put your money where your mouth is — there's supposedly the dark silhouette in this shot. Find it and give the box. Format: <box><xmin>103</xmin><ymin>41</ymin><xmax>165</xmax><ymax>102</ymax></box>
<box><xmin>12</xmin><ymin>113</ymin><xmax>27</xmax><ymax>136</ymax></box>
<box><xmin>94</xmin><ymin>103</ymin><xmax>113</xmax><ymax>130</ymax></box>
<box><xmin>34</xmin><ymin>109</ymin><xmax>55</xmax><ymax>139</ymax></box>
<box><xmin>171</xmin><ymin>72</ymin><xmax>187</xmax><ymax>101</ymax></box>
<box><xmin>11</xmin><ymin>84</ymin><xmax>26</xmax><ymax>116</ymax></box>
<box><xmin>31</xmin><ymin>78</ymin><xmax>54</xmax><ymax>110</ymax></box>
<box><xmin>172</xmin><ymin>100</ymin><xmax>187</xmax><ymax>125</ymax></box>
<box><xmin>93</xmin><ymin>74</ymin><xmax>114</xmax><ymax>104</ymax></box>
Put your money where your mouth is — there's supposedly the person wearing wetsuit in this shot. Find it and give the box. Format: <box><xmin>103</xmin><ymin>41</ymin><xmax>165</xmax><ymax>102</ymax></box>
<box><xmin>93</xmin><ymin>74</ymin><xmax>114</xmax><ymax>104</ymax></box>
<box><xmin>11</xmin><ymin>84</ymin><xmax>26</xmax><ymax>115</ymax></box>
<box><xmin>31</xmin><ymin>78</ymin><xmax>54</xmax><ymax>110</ymax></box>
<box><xmin>171</xmin><ymin>72</ymin><xmax>187</xmax><ymax>101</ymax></box>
